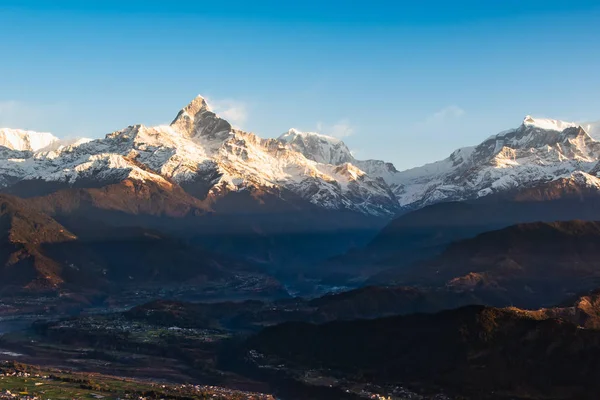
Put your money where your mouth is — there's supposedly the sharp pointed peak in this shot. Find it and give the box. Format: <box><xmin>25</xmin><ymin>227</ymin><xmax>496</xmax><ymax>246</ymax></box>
<box><xmin>169</xmin><ymin>95</ymin><xmax>232</xmax><ymax>140</ymax></box>
<box><xmin>182</xmin><ymin>94</ymin><xmax>211</xmax><ymax>113</ymax></box>
<box><xmin>170</xmin><ymin>94</ymin><xmax>213</xmax><ymax>128</ymax></box>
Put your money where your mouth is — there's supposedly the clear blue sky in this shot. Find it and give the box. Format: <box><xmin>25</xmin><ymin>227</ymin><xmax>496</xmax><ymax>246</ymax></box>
<box><xmin>2</xmin><ymin>1</ymin><xmax>600</xmax><ymax>169</ymax></box>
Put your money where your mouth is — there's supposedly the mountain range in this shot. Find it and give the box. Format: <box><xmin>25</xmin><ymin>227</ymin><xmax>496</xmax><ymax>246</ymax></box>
<box><xmin>3</xmin><ymin>97</ymin><xmax>600</xmax><ymax>218</ymax></box>
<box><xmin>3</xmin><ymin>96</ymin><xmax>600</xmax><ymax>295</ymax></box>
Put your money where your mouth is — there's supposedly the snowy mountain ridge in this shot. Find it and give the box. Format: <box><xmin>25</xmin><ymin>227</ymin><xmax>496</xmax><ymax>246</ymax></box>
<box><xmin>0</xmin><ymin>128</ymin><xmax>59</xmax><ymax>151</ymax></box>
<box><xmin>1</xmin><ymin>97</ymin><xmax>599</xmax><ymax>217</ymax></box>
<box><xmin>522</xmin><ymin>115</ymin><xmax>579</xmax><ymax>132</ymax></box>
<box><xmin>392</xmin><ymin>115</ymin><xmax>600</xmax><ymax>208</ymax></box>
<box><xmin>278</xmin><ymin>129</ymin><xmax>351</xmax><ymax>165</ymax></box>
<box><xmin>0</xmin><ymin>96</ymin><xmax>399</xmax><ymax>216</ymax></box>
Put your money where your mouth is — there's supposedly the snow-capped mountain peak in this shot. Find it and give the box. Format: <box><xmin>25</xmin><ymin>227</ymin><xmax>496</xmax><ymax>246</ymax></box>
<box><xmin>479</xmin><ymin>116</ymin><xmax>588</xmax><ymax>155</ymax></box>
<box><xmin>278</xmin><ymin>128</ymin><xmax>354</xmax><ymax>165</ymax></box>
<box><xmin>280</xmin><ymin>128</ymin><xmax>342</xmax><ymax>144</ymax></box>
<box><xmin>170</xmin><ymin>95</ymin><xmax>233</xmax><ymax>142</ymax></box>
<box><xmin>522</xmin><ymin>115</ymin><xmax>579</xmax><ymax>132</ymax></box>
<box><xmin>0</xmin><ymin>128</ymin><xmax>59</xmax><ymax>151</ymax></box>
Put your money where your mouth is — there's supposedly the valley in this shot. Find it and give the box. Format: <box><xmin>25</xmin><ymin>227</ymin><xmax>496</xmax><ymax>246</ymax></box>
<box><xmin>3</xmin><ymin>286</ymin><xmax>600</xmax><ymax>399</ymax></box>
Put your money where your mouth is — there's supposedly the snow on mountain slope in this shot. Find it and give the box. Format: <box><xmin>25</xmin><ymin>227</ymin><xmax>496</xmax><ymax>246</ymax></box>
<box><xmin>209</xmin><ymin>125</ymin><xmax>398</xmax><ymax>215</ymax></box>
<box><xmin>0</xmin><ymin>96</ymin><xmax>400</xmax><ymax>216</ymax></box>
<box><xmin>279</xmin><ymin>128</ymin><xmax>402</xmax><ymax>207</ymax></box>
<box><xmin>279</xmin><ymin>129</ymin><xmax>355</xmax><ymax>165</ymax></box>
<box><xmin>0</xmin><ymin>128</ymin><xmax>58</xmax><ymax>151</ymax></box>
<box><xmin>392</xmin><ymin>116</ymin><xmax>600</xmax><ymax>208</ymax></box>
<box><xmin>1</xmin><ymin>99</ymin><xmax>600</xmax><ymax>217</ymax></box>
<box><xmin>522</xmin><ymin>115</ymin><xmax>579</xmax><ymax>132</ymax></box>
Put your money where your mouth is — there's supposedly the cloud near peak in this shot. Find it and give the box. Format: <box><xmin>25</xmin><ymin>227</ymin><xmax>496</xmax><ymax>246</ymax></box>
<box><xmin>316</xmin><ymin>119</ymin><xmax>355</xmax><ymax>139</ymax></box>
<box><xmin>205</xmin><ymin>97</ymin><xmax>248</xmax><ymax>128</ymax></box>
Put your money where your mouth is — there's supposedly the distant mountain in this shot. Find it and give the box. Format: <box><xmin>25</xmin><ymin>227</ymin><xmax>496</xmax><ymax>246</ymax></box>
<box><xmin>278</xmin><ymin>129</ymin><xmax>356</xmax><ymax>165</ymax></box>
<box><xmin>283</xmin><ymin>115</ymin><xmax>600</xmax><ymax>211</ymax></box>
<box><xmin>0</xmin><ymin>128</ymin><xmax>58</xmax><ymax>152</ymax></box>
<box><xmin>392</xmin><ymin>116</ymin><xmax>600</xmax><ymax>208</ymax></box>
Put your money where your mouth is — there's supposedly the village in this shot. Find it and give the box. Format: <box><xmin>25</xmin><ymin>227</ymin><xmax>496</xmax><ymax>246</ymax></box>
<box><xmin>0</xmin><ymin>363</ymin><xmax>275</xmax><ymax>400</ymax></box>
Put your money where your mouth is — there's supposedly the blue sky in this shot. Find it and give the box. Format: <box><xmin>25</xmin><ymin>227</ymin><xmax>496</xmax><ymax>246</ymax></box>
<box><xmin>2</xmin><ymin>1</ymin><xmax>600</xmax><ymax>169</ymax></box>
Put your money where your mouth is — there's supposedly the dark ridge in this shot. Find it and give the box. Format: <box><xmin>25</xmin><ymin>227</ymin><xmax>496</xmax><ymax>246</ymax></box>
<box><xmin>378</xmin><ymin>220</ymin><xmax>600</xmax><ymax>308</ymax></box>
<box><xmin>246</xmin><ymin>305</ymin><xmax>600</xmax><ymax>399</ymax></box>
